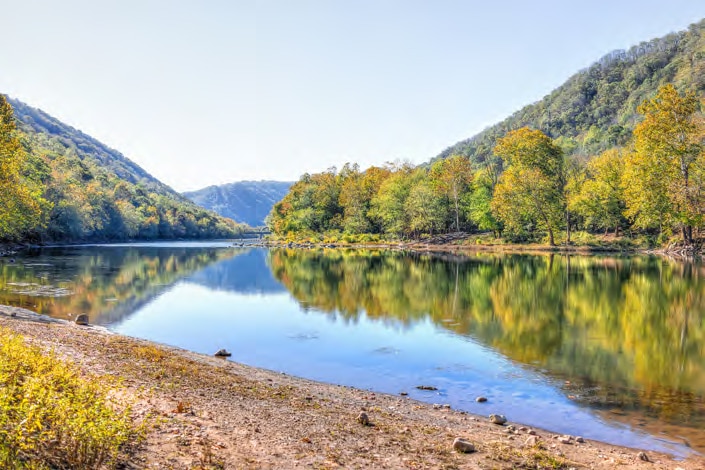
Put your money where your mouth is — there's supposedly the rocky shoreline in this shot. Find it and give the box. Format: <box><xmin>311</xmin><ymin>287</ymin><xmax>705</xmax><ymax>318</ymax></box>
<box><xmin>0</xmin><ymin>305</ymin><xmax>701</xmax><ymax>469</ymax></box>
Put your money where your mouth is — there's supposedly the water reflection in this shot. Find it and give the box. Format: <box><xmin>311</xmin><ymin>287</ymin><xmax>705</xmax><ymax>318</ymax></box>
<box><xmin>268</xmin><ymin>248</ymin><xmax>705</xmax><ymax>451</ymax></box>
<box><xmin>0</xmin><ymin>245</ymin><xmax>240</xmax><ymax>323</ymax></box>
<box><xmin>1</xmin><ymin>245</ymin><xmax>703</xmax><ymax>454</ymax></box>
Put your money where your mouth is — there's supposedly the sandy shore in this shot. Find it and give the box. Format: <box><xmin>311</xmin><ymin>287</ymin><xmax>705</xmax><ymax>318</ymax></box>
<box><xmin>0</xmin><ymin>305</ymin><xmax>701</xmax><ymax>469</ymax></box>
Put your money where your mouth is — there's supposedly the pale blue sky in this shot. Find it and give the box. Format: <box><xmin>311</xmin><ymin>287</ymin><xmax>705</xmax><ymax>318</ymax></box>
<box><xmin>1</xmin><ymin>1</ymin><xmax>704</xmax><ymax>191</ymax></box>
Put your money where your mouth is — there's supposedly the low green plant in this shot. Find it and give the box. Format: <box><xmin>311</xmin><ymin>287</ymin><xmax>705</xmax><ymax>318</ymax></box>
<box><xmin>0</xmin><ymin>329</ymin><xmax>139</xmax><ymax>469</ymax></box>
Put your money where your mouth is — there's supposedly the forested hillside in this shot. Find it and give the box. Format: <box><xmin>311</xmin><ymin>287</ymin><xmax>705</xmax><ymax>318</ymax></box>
<box><xmin>436</xmin><ymin>18</ymin><xmax>705</xmax><ymax>166</ymax></box>
<box><xmin>184</xmin><ymin>181</ymin><xmax>292</xmax><ymax>227</ymax></box>
<box><xmin>270</xmin><ymin>19</ymin><xmax>705</xmax><ymax>248</ymax></box>
<box><xmin>0</xmin><ymin>95</ymin><xmax>244</xmax><ymax>242</ymax></box>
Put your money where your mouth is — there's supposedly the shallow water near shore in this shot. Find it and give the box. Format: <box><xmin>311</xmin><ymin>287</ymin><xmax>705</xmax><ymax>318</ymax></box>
<box><xmin>0</xmin><ymin>242</ymin><xmax>703</xmax><ymax>457</ymax></box>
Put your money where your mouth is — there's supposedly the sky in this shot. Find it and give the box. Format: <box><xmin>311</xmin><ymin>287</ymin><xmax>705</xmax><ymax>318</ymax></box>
<box><xmin>1</xmin><ymin>1</ymin><xmax>705</xmax><ymax>192</ymax></box>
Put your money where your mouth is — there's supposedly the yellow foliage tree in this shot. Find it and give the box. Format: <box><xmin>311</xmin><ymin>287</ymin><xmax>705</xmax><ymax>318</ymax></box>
<box><xmin>0</xmin><ymin>95</ymin><xmax>44</xmax><ymax>240</ymax></box>
<box><xmin>624</xmin><ymin>84</ymin><xmax>705</xmax><ymax>244</ymax></box>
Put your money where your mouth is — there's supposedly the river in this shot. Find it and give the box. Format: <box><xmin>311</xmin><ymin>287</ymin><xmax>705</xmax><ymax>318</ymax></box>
<box><xmin>0</xmin><ymin>242</ymin><xmax>702</xmax><ymax>457</ymax></box>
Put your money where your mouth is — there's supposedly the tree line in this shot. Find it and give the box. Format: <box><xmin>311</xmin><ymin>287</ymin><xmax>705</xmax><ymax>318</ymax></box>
<box><xmin>0</xmin><ymin>95</ymin><xmax>244</xmax><ymax>243</ymax></box>
<box><xmin>269</xmin><ymin>85</ymin><xmax>705</xmax><ymax>246</ymax></box>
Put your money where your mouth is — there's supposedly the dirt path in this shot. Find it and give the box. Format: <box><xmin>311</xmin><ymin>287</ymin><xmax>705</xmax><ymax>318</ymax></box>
<box><xmin>0</xmin><ymin>305</ymin><xmax>701</xmax><ymax>469</ymax></box>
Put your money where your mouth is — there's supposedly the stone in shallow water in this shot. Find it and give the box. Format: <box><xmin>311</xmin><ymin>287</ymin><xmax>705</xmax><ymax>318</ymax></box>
<box><xmin>475</xmin><ymin>396</ymin><xmax>487</xmax><ymax>403</ymax></box>
<box><xmin>416</xmin><ymin>385</ymin><xmax>438</xmax><ymax>391</ymax></box>
<box><xmin>452</xmin><ymin>437</ymin><xmax>475</xmax><ymax>453</ymax></box>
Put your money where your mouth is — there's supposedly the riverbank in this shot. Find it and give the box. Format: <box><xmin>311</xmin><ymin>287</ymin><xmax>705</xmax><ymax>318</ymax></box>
<box><xmin>0</xmin><ymin>306</ymin><xmax>701</xmax><ymax>469</ymax></box>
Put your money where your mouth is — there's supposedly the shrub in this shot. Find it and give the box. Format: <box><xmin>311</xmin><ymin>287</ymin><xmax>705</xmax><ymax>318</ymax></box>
<box><xmin>0</xmin><ymin>329</ymin><xmax>139</xmax><ymax>469</ymax></box>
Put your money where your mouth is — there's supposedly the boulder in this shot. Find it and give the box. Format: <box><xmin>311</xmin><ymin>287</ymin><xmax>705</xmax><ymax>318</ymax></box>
<box><xmin>452</xmin><ymin>437</ymin><xmax>475</xmax><ymax>453</ymax></box>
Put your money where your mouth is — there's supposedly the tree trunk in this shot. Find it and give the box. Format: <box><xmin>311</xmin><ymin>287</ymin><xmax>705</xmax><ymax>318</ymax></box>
<box><xmin>681</xmin><ymin>225</ymin><xmax>693</xmax><ymax>245</ymax></box>
<box><xmin>548</xmin><ymin>228</ymin><xmax>555</xmax><ymax>246</ymax></box>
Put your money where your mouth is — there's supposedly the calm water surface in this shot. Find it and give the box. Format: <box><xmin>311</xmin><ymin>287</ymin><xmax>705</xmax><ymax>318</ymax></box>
<box><xmin>1</xmin><ymin>243</ymin><xmax>703</xmax><ymax>457</ymax></box>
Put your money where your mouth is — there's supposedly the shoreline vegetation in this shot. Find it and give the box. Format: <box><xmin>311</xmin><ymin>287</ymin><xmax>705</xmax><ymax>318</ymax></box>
<box><xmin>0</xmin><ymin>305</ymin><xmax>703</xmax><ymax>469</ymax></box>
<box><xmin>268</xmin><ymin>86</ymin><xmax>705</xmax><ymax>257</ymax></box>
<box><xmin>259</xmin><ymin>231</ymin><xmax>696</xmax><ymax>259</ymax></box>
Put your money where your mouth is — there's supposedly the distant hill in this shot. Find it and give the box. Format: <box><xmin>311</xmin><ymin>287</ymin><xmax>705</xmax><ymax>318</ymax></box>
<box><xmin>4</xmin><ymin>96</ymin><xmax>244</xmax><ymax>241</ymax></box>
<box><xmin>184</xmin><ymin>181</ymin><xmax>293</xmax><ymax>227</ymax></box>
<box><xmin>435</xmin><ymin>19</ymin><xmax>705</xmax><ymax>165</ymax></box>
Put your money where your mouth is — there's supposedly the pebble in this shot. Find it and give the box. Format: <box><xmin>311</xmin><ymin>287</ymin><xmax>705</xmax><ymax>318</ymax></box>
<box><xmin>74</xmin><ymin>314</ymin><xmax>89</xmax><ymax>325</ymax></box>
<box><xmin>575</xmin><ymin>436</ymin><xmax>585</xmax><ymax>443</ymax></box>
<box><xmin>528</xmin><ymin>429</ymin><xmax>537</xmax><ymax>435</ymax></box>
<box><xmin>558</xmin><ymin>435</ymin><xmax>573</xmax><ymax>445</ymax></box>
<box><xmin>214</xmin><ymin>349</ymin><xmax>232</xmax><ymax>357</ymax></box>
<box><xmin>452</xmin><ymin>437</ymin><xmax>476</xmax><ymax>453</ymax></box>
<box><xmin>442</xmin><ymin>404</ymin><xmax>451</xmax><ymax>409</ymax></box>
<box><xmin>637</xmin><ymin>451</ymin><xmax>650</xmax><ymax>462</ymax></box>
<box><xmin>357</xmin><ymin>412</ymin><xmax>370</xmax><ymax>426</ymax></box>
<box><xmin>489</xmin><ymin>414</ymin><xmax>507</xmax><ymax>425</ymax></box>
<box><xmin>433</xmin><ymin>404</ymin><xmax>442</xmax><ymax>410</ymax></box>
<box><xmin>475</xmin><ymin>396</ymin><xmax>487</xmax><ymax>403</ymax></box>
<box><xmin>525</xmin><ymin>436</ymin><xmax>540</xmax><ymax>447</ymax></box>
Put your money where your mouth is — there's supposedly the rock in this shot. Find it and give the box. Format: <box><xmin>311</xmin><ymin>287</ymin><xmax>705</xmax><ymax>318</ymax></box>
<box><xmin>575</xmin><ymin>436</ymin><xmax>585</xmax><ymax>443</ymax></box>
<box><xmin>527</xmin><ymin>429</ymin><xmax>537</xmax><ymax>435</ymax></box>
<box><xmin>442</xmin><ymin>404</ymin><xmax>451</xmax><ymax>409</ymax></box>
<box><xmin>506</xmin><ymin>425</ymin><xmax>516</xmax><ymax>432</ymax></box>
<box><xmin>558</xmin><ymin>435</ymin><xmax>573</xmax><ymax>444</ymax></box>
<box><xmin>74</xmin><ymin>314</ymin><xmax>89</xmax><ymax>325</ymax></box>
<box><xmin>519</xmin><ymin>426</ymin><xmax>528</xmax><ymax>432</ymax></box>
<box><xmin>525</xmin><ymin>436</ymin><xmax>540</xmax><ymax>447</ymax></box>
<box><xmin>433</xmin><ymin>404</ymin><xmax>442</xmax><ymax>409</ymax></box>
<box><xmin>400</xmin><ymin>392</ymin><xmax>408</xmax><ymax>396</ymax></box>
<box><xmin>214</xmin><ymin>349</ymin><xmax>232</xmax><ymax>357</ymax></box>
<box><xmin>357</xmin><ymin>412</ymin><xmax>370</xmax><ymax>426</ymax></box>
<box><xmin>452</xmin><ymin>437</ymin><xmax>475</xmax><ymax>453</ymax></box>
<box><xmin>475</xmin><ymin>396</ymin><xmax>487</xmax><ymax>403</ymax></box>
<box><xmin>489</xmin><ymin>414</ymin><xmax>507</xmax><ymax>425</ymax></box>
<box><xmin>416</xmin><ymin>385</ymin><xmax>438</xmax><ymax>391</ymax></box>
<box><xmin>637</xmin><ymin>451</ymin><xmax>650</xmax><ymax>462</ymax></box>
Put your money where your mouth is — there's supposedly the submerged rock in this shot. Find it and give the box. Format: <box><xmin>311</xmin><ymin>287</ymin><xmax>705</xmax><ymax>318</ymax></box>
<box><xmin>475</xmin><ymin>396</ymin><xmax>487</xmax><ymax>403</ymax></box>
<box><xmin>75</xmin><ymin>314</ymin><xmax>89</xmax><ymax>325</ymax></box>
<box><xmin>452</xmin><ymin>437</ymin><xmax>475</xmax><ymax>453</ymax></box>
<box><xmin>416</xmin><ymin>385</ymin><xmax>438</xmax><ymax>391</ymax></box>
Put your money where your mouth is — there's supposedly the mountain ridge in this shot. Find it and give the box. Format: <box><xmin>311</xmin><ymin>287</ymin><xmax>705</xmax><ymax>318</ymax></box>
<box><xmin>2</xmin><ymin>94</ymin><xmax>244</xmax><ymax>241</ymax></box>
<box><xmin>434</xmin><ymin>19</ymin><xmax>705</xmax><ymax>165</ymax></box>
<box><xmin>184</xmin><ymin>180</ymin><xmax>293</xmax><ymax>227</ymax></box>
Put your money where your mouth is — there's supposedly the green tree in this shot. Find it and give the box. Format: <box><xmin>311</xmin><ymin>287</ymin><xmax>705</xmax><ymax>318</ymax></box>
<box><xmin>569</xmin><ymin>149</ymin><xmax>626</xmax><ymax>234</ymax></box>
<box><xmin>429</xmin><ymin>155</ymin><xmax>473</xmax><ymax>231</ymax></box>
<box><xmin>492</xmin><ymin>127</ymin><xmax>565</xmax><ymax>245</ymax></box>
<box><xmin>405</xmin><ymin>171</ymin><xmax>447</xmax><ymax>236</ymax></box>
<box><xmin>0</xmin><ymin>96</ymin><xmax>45</xmax><ymax>239</ymax></box>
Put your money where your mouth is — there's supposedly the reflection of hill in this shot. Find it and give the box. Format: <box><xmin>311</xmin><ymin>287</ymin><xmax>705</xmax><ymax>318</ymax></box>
<box><xmin>186</xmin><ymin>249</ymin><xmax>285</xmax><ymax>294</ymax></box>
<box><xmin>268</xmin><ymin>248</ymin><xmax>705</xmax><ymax>441</ymax></box>
<box><xmin>0</xmin><ymin>246</ymin><xmax>238</xmax><ymax>325</ymax></box>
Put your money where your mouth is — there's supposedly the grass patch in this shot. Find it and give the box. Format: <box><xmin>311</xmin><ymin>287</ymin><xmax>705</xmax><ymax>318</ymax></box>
<box><xmin>0</xmin><ymin>328</ymin><xmax>140</xmax><ymax>469</ymax></box>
